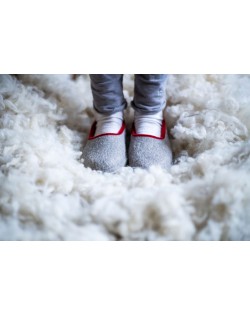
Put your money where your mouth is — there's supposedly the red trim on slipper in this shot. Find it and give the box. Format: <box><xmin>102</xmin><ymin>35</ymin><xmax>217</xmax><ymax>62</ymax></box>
<box><xmin>88</xmin><ymin>121</ymin><xmax>126</xmax><ymax>140</ymax></box>
<box><xmin>131</xmin><ymin>120</ymin><xmax>166</xmax><ymax>140</ymax></box>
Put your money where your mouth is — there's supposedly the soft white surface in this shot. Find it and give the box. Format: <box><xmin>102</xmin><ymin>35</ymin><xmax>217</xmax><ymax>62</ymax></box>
<box><xmin>0</xmin><ymin>74</ymin><xmax>250</xmax><ymax>240</ymax></box>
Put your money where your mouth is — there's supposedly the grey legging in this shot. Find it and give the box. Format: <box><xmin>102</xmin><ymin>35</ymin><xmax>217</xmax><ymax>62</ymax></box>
<box><xmin>89</xmin><ymin>74</ymin><xmax>168</xmax><ymax>115</ymax></box>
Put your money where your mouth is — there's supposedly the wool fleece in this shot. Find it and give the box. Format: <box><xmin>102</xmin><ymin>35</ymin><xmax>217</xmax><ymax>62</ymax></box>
<box><xmin>0</xmin><ymin>74</ymin><xmax>250</xmax><ymax>240</ymax></box>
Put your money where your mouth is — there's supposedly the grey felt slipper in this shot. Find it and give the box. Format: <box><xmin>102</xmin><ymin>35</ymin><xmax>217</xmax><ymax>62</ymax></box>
<box><xmin>128</xmin><ymin>120</ymin><xmax>172</xmax><ymax>170</ymax></box>
<box><xmin>82</xmin><ymin>121</ymin><xmax>127</xmax><ymax>173</ymax></box>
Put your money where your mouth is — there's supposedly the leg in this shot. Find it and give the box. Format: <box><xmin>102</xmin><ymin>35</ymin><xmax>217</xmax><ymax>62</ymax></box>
<box><xmin>132</xmin><ymin>74</ymin><xmax>168</xmax><ymax>114</ymax></box>
<box><xmin>128</xmin><ymin>74</ymin><xmax>172</xmax><ymax>170</ymax></box>
<box><xmin>90</xmin><ymin>74</ymin><xmax>127</xmax><ymax>114</ymax></box>
<box><xmin>82</xmin><ymin>75</ymin><xmax>127</xmax><ymax>172</ymax></box>
<box><xmin>89</xmin><ymin>74</ymin><xmax>126</xmax><ymax>136</ymax></box>
<box><xmin>132</xmin><ymin>74</ymin><xmax>168</xmax><ymax>137</ymax></box>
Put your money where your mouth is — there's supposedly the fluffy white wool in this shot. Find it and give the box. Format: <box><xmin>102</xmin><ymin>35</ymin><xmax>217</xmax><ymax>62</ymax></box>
<box><xmin>0</xmin><ymin>74</ymin><xmax>250</xmax><ymax>240</ymax></box>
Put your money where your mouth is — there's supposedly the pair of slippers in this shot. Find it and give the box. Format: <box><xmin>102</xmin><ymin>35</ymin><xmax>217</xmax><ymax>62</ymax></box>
<box><xmin>82</xmin><ymin>120</ymin><xmax>172</xmax><ymax>173</ymax></box>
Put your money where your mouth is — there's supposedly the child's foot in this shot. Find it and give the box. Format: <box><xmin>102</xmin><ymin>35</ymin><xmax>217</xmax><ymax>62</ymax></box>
<box><xmin>128</xmin><ymin>119</ymin><xmax>172</xmax><ymax>170</ymax></box>
<box><xmin>82</xmin><ymin>112</ymin><xmax>126</xmax><ymax>172</ymax></box>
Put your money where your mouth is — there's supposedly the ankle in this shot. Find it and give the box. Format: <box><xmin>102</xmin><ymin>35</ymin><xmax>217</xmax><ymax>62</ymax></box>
<box><xmin>94</xmin><ymin>111</ymin><xmax>124</xmax><ymax>136</ymax></box>
<box><xmin>134</xmin><ymin>110</ymin><xmax>163</xmax><ymax>137</ymax></box>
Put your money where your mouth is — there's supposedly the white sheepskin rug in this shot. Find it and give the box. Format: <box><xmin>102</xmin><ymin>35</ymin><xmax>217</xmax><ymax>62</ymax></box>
<box><xmin>0</xmin><ymin>74</ymin><xmax>250</xmax><ymax>240</ymax></box>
